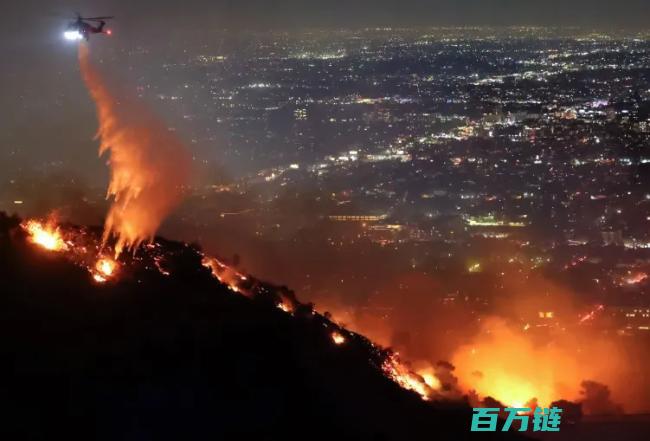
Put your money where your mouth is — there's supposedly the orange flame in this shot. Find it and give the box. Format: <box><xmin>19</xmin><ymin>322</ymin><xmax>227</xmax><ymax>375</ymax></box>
<box><xmin>78</xmin><ymin>44</ymin><xmax>190</xmax><ymax>256</ymax></box>
<box><xmin>382</xmin><ymin>353</ymin><xmax>436</xmax><ymax>401</ymax></box>
<box><xmin>96</xmin><ymin>258</ymin><xmax>116</xmax><ymax>276</ymax></box>
<box><xmin>277</xmin><ymin>301</ymin><xmax>293</xmax><ymax>314</ymax></box>
<box><xmin>92</xmin><ymin>257</ymin><xmax>118</xmax><ymax>283</ymax></box>
<box><xmin>449</xmin><ymin>317</ymin><xmax>627</xmax><ymax>409</ymax></box>
<box><xmin>22</xmin><ymin>220</ymin><xmax>67</xmax><ymax>252</ymax></box>
<box><xmin>331</xmin><ymin>331</ymin><xmax>346</xmax><ymax>345</ymax></box>
<box><xmin>417</xmin><ymin>368</ymin><xmax>442</xmax><ymax>391</ymax></box>
<box><xmin>202</xmin><ymin>256</ymin><xmax>249</xmax><ymax>294</ymax></box>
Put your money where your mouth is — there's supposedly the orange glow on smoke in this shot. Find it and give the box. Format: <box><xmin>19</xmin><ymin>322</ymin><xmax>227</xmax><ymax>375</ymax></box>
<box><xmin>452</xmin><ymin>317</ymin><xmax>580</xmax><ymax>408</ymax></box>
<box><xmin>23</xmin><ymin>220</ymin><xmax>67</xmax><ymax>252</ymax></box>
<box><xmin>417</xmin><ymin>368</ymin><xmax>442</xmax><ymax>391</ymax></box>
<box><xmin>449</xmin><ymin>312</ymin><xmax>634</xmax><ymax>412</ymax></box>
<box><xmin>78</xmin><ymin>43</ymin><xmax>190</xmax><ymax>256</ymax></box>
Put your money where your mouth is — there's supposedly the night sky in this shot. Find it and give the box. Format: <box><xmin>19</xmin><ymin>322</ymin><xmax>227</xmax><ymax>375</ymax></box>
<box><xmin>3</xmin><ymin>1</ymin><xmax>650</xmax><ymax>33</ymax></box>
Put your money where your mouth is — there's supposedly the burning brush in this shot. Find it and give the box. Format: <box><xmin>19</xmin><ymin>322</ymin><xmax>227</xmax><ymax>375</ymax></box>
<box><xmin>21</xmin><ymin>218</ymin><xmax>120</xmax><ymax>284</ymax></box>
<box><xmin>382</xmin><ymin>353</ymin><xmax>442</xmax><ymax>401</ymax></box>
<box><xmin>23</xmin><ymin>219</ymin><xmax>67</xmax><ymax>252</ymax></box>
<box><xmin>20</xmin><ymin>216</ymin><xmax>444</xmax><ymax>403</ymax></box>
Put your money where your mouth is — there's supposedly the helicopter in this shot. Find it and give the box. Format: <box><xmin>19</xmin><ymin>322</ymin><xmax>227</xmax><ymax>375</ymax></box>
<box><xmin>64</xmin><ymin>14</ymin><xmax>114</xmax><ymax>41</ymax></box>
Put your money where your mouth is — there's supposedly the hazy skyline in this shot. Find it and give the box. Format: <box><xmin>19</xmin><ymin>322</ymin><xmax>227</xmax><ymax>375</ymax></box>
<box><xmin>3</xmin><ymin>0</ymin><xmax>650</xmax><ymax>37</ymax></box>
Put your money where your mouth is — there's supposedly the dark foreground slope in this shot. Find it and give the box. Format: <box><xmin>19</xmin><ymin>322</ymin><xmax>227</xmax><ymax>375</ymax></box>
<box><xmin>0</xmin><ymin>214</ymin><xmax>523</xmax><ymax>440</ymax></box>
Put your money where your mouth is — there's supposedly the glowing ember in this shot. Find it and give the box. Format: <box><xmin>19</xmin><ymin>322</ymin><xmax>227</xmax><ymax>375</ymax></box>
<box><xmin>22</xmin><ymin>220</ymin><xmax>67</xmax><ymax>252</ymax></box>
<box><xmin>331</xmin><ymin>331</ymin><xmax>346</xmax><ymax>345</ymax></box>
<box><xmin>277</xmin><ymin>301</ymin><xmax>293</xmax><ymax>313</ymax></box>
<box><xmin>579</xmin><ymin>304</ymin><xmax>605</xmax><ymax>324</ymax></box>
<box><xmin>92</xmin><ymin>258</ymin><xmax>118</xmax><ymax>283</ymax></box>
<box><xmin>622</xmin><ymin>272</ymin><xmax>648</xmax><ymax>286</ymax></box>
<box><xmin>153</xmin><ymin>256</ymin><xmax>170</xmax><ymax>276</ymax></box>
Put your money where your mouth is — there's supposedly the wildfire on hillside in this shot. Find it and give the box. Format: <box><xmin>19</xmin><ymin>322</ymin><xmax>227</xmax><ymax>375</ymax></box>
<box><xmin>382</xmin><ymin>353</ymin><xmax>440</xmax><ymax>401</ymax></box>
<box><xmin>19</xmin><ymin>216</ymin><xmax>445</xmax><ymax>404</ymax></box>
<box><xmin>21</xmin><ymin>219</ymin><xmax>119</xmax><ymax>284</ymax></box>
<box><xmin>27</xmin><ymin>214</ymin><xmax>636</xmax><ymax>414</ymax></box>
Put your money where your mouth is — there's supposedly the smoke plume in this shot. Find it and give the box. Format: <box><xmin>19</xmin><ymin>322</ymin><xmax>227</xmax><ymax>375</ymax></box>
<box><xmin>304</xmin><ymin>266</ymin><xmax>649</xmax><ymax>413</ymax></box>
<box><xmin>78</xmin><ymin>44</ymin><xmax>190</xmax><ymax>255</ymax></box>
